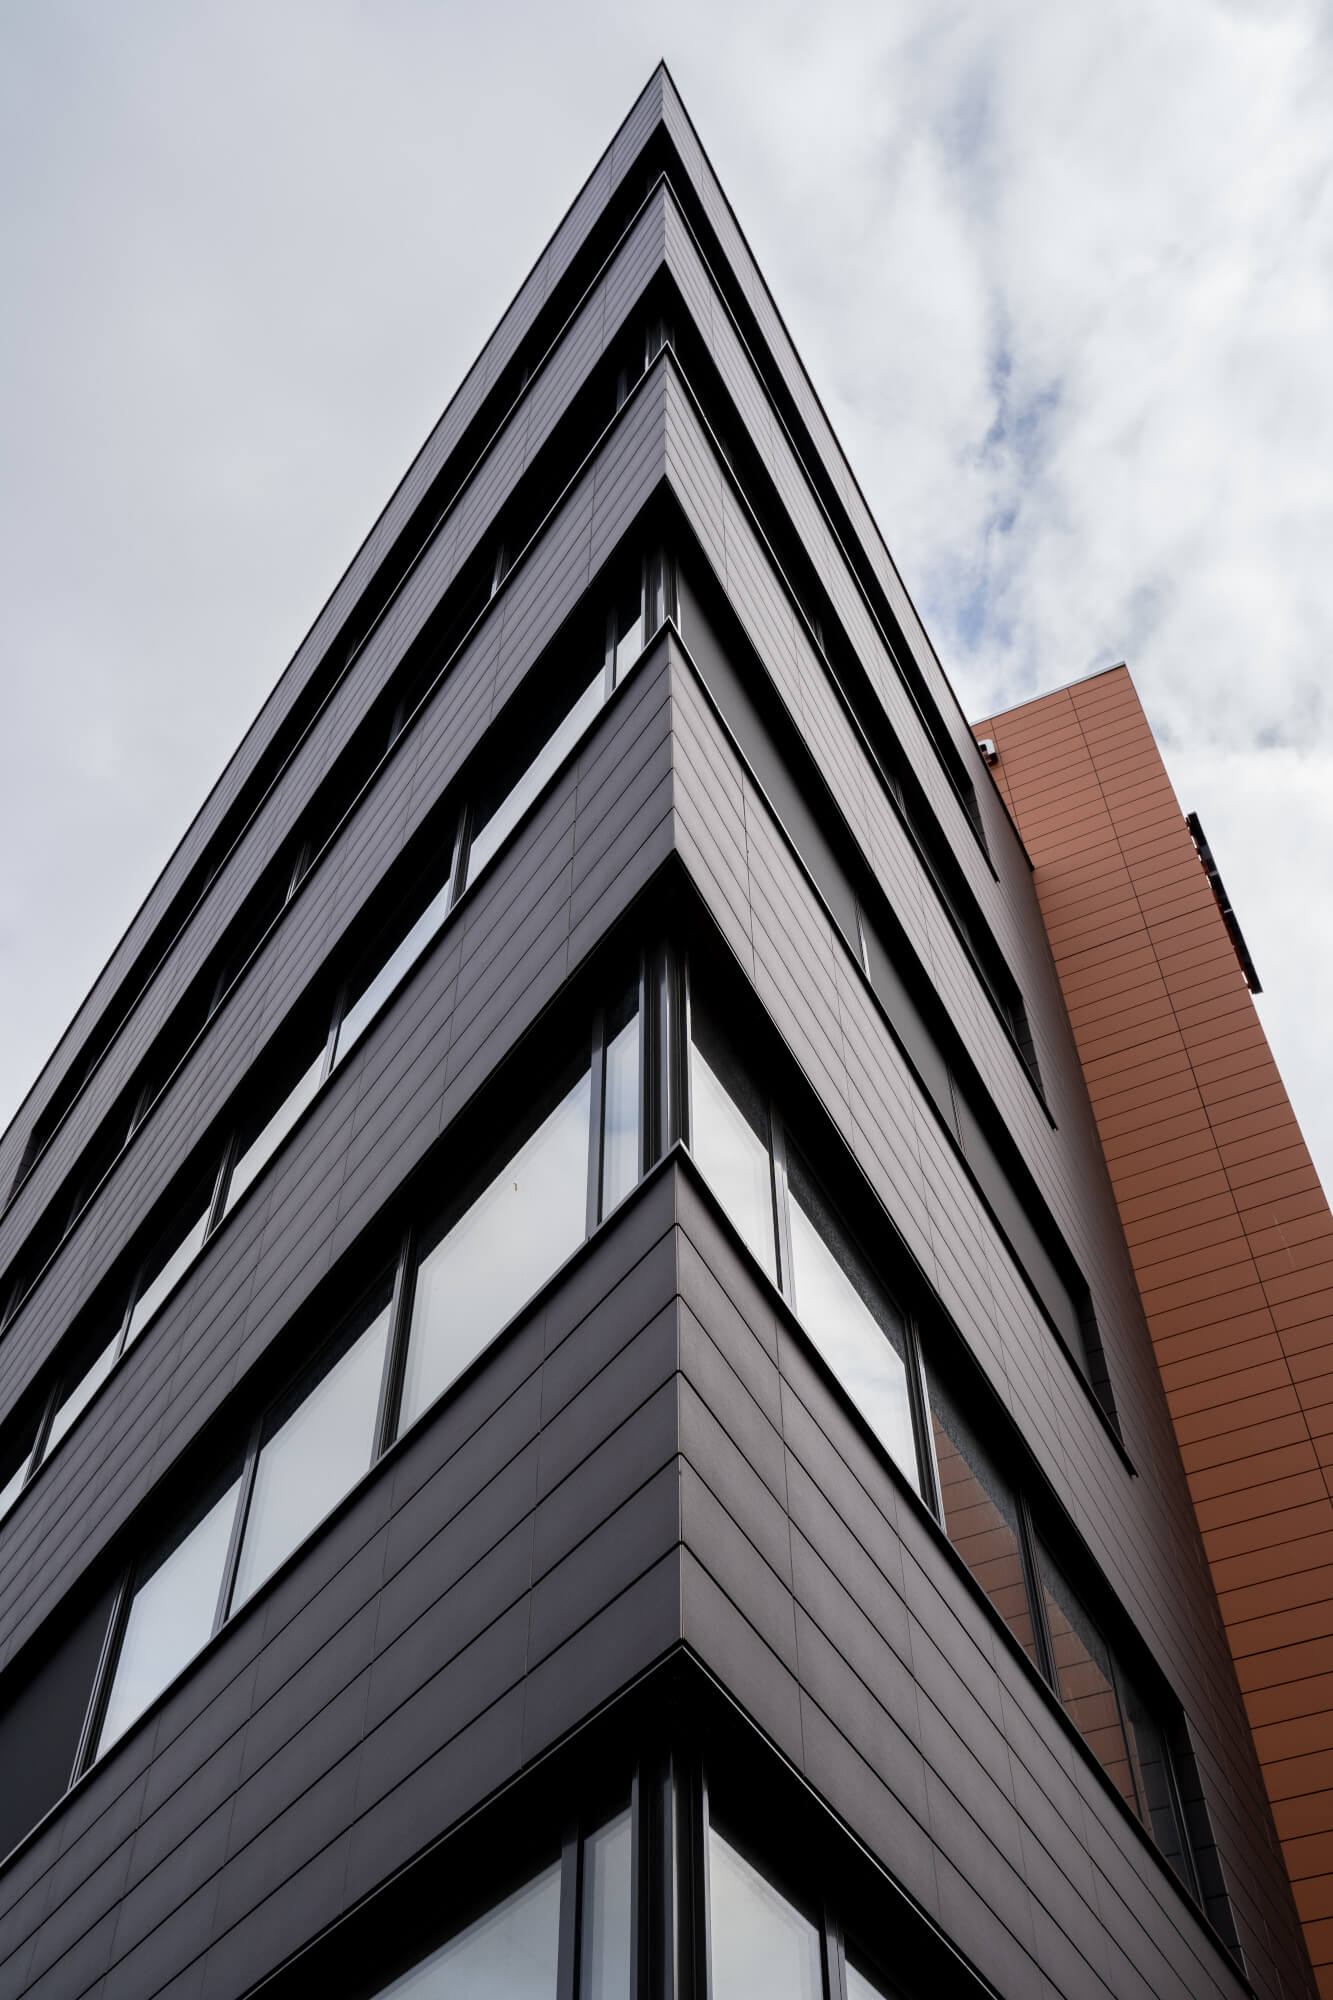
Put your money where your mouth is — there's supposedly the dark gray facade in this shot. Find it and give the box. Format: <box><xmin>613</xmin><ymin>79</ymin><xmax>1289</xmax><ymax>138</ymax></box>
<box><xmin>0</xmin><ymin>66</ymin><xmax>1313</xmax><ymax>2000</ymax></box>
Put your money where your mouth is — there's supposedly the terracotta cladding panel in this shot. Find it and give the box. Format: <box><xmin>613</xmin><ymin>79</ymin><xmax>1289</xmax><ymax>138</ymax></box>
<box><xmin>980</xmin><ymin>672</ymin><xmax>1333</xmax><ymax>1988</ymax></box>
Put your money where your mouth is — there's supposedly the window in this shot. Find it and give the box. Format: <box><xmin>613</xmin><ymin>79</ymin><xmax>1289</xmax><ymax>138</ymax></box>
<box><xmin>924</xmin><ymin>1367</ymin><xmax>1040</xmax><ymax>1669</ymax></box>
<box><xmin>466</xmin><ymin>671</ymin><xmax>605</xmax><ymax>892</ymax></box>
<box><xmin>42</xmin><ymin>1331</ymin><xmax>119</xmax><ymax>1462</ymax></box>
<box><xmin>223</xmin><ymin>1047</ymin><xmax>326</xmax><ymax>1214</ymax></box>
<box><xmin>94</xmin><ymin>1471</ymin><xmax>243</xmax><ymax>1758</ymax></box>
<box><xmin>599</xmin><ymin>988</ymin><xmax>641</xmax><ymax>1219</ymax></box>
<box><xmin>579</xmin><ymin>1807</ymin><xmax>632</xmax><ymax>2000</ymax></box>
<box><xmin>400</xmin><ymin>1063</ymin><xmax>592</xmax><ymax>1433</ymax></box>
<box><xmin>708</xmin><ymin>1826</ymin><xmax>823</xmax><ymax>2000</ymax></box>
<box><xmin>785</xmin><ymin>1147</ymin><xmax>920</xmax><ymax>1494</ymax></box>
<box><xmin>688</xmin><ymin>1008</ymin><xmax>777</xmax><ymax>1283</ymax></box>
<box><xmin>373</xmin><ymin>1859</ymin><xmax>562</xmax><ymax>2000</ymax></box>
<box><xmin>335</xmin><ymin>869</ymin><xmax>456</xmax><ymax>1066</ymax></box>
<box><xmin>123</xmin><ymin>1195</ymin><xmax>212</xmax><ymax>1351</ymax></box>
<box><xmin>229</xmin><ymin>1293</ymin><xmax>392</xmax><ymax>1609</ymax></box>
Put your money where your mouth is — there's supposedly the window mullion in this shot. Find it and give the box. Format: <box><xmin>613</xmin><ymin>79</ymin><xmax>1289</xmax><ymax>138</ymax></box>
<box><xmin>374</xmin><ymin>1230</ymin><xmax>417</xmax><ymax>1461</ymax></box>
<box><xmin>769</xmin><ymin>1109</ymin><xmax>796</xmax><ymax>1306</ymax></box>
<box><xmin>205</xmin><ymin>1136</ymin><xmax>236</xmax><ymax>1240</ymax></box>
<box><xmin>71</xmin><ymin>1567</ymin><xmax>133</xmax><ymax>1784</ymax></box>
<box><xmin>1017</xmin><ymin>1495</ymin><xmax>1057</xmax><ymax>1690</ymax></box>
<box><xmin>588</xmin><ymin>1010</ymin><xmax>607</xmax><ymax>1237</ymax></box>
<box><xmin>905</xmin><ymin>1318</ymin><xmax>942</xmax><ymax>1521</ymax></box>
<box><xmin>215</xmin><ymin>1416</ymin><xmax>264</xmax><ymax>1633</ymax></box>
<box><xmin>556</xmin><ymin>1822</ymin><xmax>582</xmax><ymax>2000</ymax></box>
<box><xmin>822</xmin><ymin>1905</ymin><xmax>849</xmax><ymax>2000</ymax></box>
<box><xmin>448</xmin><ymin>805</ymin><xmax>472</xmax><ymax>909</ymax></box>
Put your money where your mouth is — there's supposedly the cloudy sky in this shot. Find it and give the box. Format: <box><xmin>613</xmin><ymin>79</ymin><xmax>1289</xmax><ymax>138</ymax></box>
<box><xmin>2</xmin><ymin>0</ymin><xmax>1331</xmax><ymax>1193</ymax></box>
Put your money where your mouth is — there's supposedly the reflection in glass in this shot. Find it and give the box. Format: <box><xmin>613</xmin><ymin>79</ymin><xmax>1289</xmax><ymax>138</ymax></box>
<box><xmin>225</xmin><ymin>1050</ymin><xmax>325</xmax><ymax>1212</ymax></box>
<box><xmin>43</xmin><ymin>1333</ymin><xmax>119</xmax><ymax>1460</ymax></box>
<box><xmin>124</xmin><ymin>1202</ymin><xmax>211</xmax><ymax>1350</ymax></box>
<box><xmin>925</xmin><ymin>1369</ymin><xmax>1038</xmax><ymax>1666</ymax></box>
<box><xmin>374</xmin><ymin>1860</ymin><xmax>561</xmax><ymax>2000</ymax></box>
<box><xmin>786</xmin><ymin>1157</ymin><xmax>918</xmax><ymax>1490</ymax></box>
<box><xmin>400</xmin><ymin>1069</ymin><xmax>591</xmax><ymax>1433</ymax></box>
<box><xmin>580</xmin><ymin>1808</ymin><xmax>632</xmax><ymax>2000</ymax></box>
<box><xmin>1036</xmin><ymin>1541</ymin><xmax>1137</xmax><ymax>1814</ymax></box>
<box><xmin>1122</xmin><ymin>1675</ymin><xmax>1193</xmax><ymax>1886</ymax></box>
<box><xmin>336</xmin><ymin>875</ymin><xmax>455</xmax><ymax>1064</ymax></box>
<box><xmin>846</xmin><ymin>1962</ymin><xmax>891</xmax><ymax>2000</ymax></box>
<box><xmin>708</xmin><ymin>1827</ymin><xmax>822</xmax><ymax>2000</ymax></box>
<box><xmin>97</xmin><ymin>1477</ymin><xmax>242</xmax><ymax>1757</ymax></box>
<box><xmin>688</xmin><ymin>1018</ymin><xmax>776</xmax><ymax>1283</ymax></box>
<box><xmin>230</xmin><ymin>1302</ymin><xmax>391</xmax><ymax>1609</ymax></box>
<box><xmin>600</xmin><ymin>1006</ymin><xmax>640</xmax><ymax>1218</ymax></box>
<box><xmin>466</xmin><ymin>672</ymin><xmax>605</xmax><ymax>891</ymax></box>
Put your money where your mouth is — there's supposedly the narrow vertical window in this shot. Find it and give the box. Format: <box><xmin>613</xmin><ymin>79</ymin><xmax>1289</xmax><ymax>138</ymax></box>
<box><xmin>687</xmin><ymin>1008</ymin><xmax>777</xmax><ymax>1284</ymax></box>
<box><xmin>599</xmin><ymin>989</ymin><xmax>641</xmax><ymax>1219</ymax></box>
<box><xmin>94</xmin><ymin>1472</ymin><xmax>243</xmax><ymax>1758</ymax></box>
<box><xmin>228</xmin><ymin>1295</ymin><xmax>392</xmax><ymax>1610</ymax></box>
<box><xmin>784</xmin><ymin>1150</ymin><xmax>921</xmax><ymax>1493</ymax></box>
<box><xmin>707</xmin><ymin>1826</ymin><xmax>822</xmax><ymax>2000</ymax></box>
<box><xmin>1035</xmin><ymin>1542</ymin><xmax>1138</xmax><ymax>1816</ymax></box>
<box><xmin>579</xmin><ymin>1807</ymin><xmax>632</xmax><ymax>2000</ymax></box>
<box><xmin>398</xmin><ymin>1062</ymin><xmax>592</xmax><ymax>1434</ymax></box>
<box><xmin>924</xmin><ymin>1368</ymin><xmax>1040</xmax><ymax>1667</ymax></box>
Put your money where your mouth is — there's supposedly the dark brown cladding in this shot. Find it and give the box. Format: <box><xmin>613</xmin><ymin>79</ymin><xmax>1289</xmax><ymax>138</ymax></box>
<box><xmin>976</xmin><ymin>664</ymin><xmax>1333</xmax><ymax>1996</ymax></box>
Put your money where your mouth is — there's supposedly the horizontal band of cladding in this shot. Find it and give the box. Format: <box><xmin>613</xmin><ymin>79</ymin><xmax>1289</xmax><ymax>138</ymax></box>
<box><xmin>664</xmin><ymin>676</ymin><xmax>1283</xmax><ymax>1883</ymax></box>
<box><xmin>668</xmin><ymin>1180</ymin><xmax>1256</xmax><ymax>2000</ymax></box>
<box><xmin>656</xmin><ymin>378</ymin><xmax>1152</xmax><ymax>1387</ymax></box>
<box><xmin>0</xmin><ymin>1181</ymin><xmax>686</xmax><ymax>1998</ymax></box>
<box><xmin>0</xmin><ymin>670</ymin><xmax>676</xmax><ymax>1667</ymax></box>
<box><xmin>0</xmin><ymin>201</ymin><xmax>675</xmax><ymax>1262</ymax></box>
<box><xmin>0</xmin><ymin>74</ymin><xmax>673</xmax><ymax>1197</ymax></box>
<box><xmin>0</xmin><ymin>390</ymin><xmax>675</xmax><ymax>1424</ymax></box>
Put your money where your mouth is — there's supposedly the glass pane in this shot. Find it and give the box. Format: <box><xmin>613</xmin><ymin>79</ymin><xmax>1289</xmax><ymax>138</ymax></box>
<box><xmin>846</xmin><ymin>1962</ymin><xmax>893</xmax><ymax>2000</ymax></box>
<box><xmin>600</xmin><ymin>1008</ymin><xmax>640</xmax><ymax>1219</ymax></box>
<box><xmin>43</xmin><ymin>1332</ymin><xmax>119</xmax><ymax>1459</ymax></box>
<box><xmin>225</xmin><ymin>1050</ymin><xmax>325</xmax><ymax>1212</ymax></box>
<box><xmin>925</xmin><ymin>1370</ymin><xmax>1039</xmax><ymax>1667</ymax></box>
<box><xmin>579</xmin><ymin>1807</ymin><xmax>632</xmax><ymax>2000</ymax></box>
<box><xmin>97</xmin><ymin>1476</ymin><xmax>242</xmax><ymax>1757</ymax></box>
<box><xmin>1036</xmin><ymin>1543</ymin><xmax>1137</xmax><ymax>1814</ymax></box>
<box><xmin>400</xmin><ymin>1069</ymin><xmax>592</xmax><ymax>1433</ymax></box>
<box><xmin>1122</xmin><ymin>1675</ymin><xmax>1194</xmax><ymax>1885</ymax></box>
<box><xmin>0</xmin><ymin>1452</ymin><xmax>29</xmax><ymax>1525</ymax></box>
<box><xmin>467</xmin><ymin>672</ymin><xmax>605</xmax><ymax>889</ymax></box>
<box><xmin>708</xmin><ymin>1828</ymin><xmax>821</xmax><ymax>2000</ymax></box>
<box><xmin>337</xmin><ymin>874</ymin><xmax>455</xmax><ymax>1064</ymax></box>
<box><xmin>688</xmin><ymin>1017</ymin><xmax>776</xmax><ymax>1283</ymax></box>
<box><xmin>230</xmin><ymin>1302</ymin><xmax>391</xmax><ymax>1609</ymax></box>
<box><xmin>786</xmin><ymin>1154</ymin><xmax>918</xmax><ymax>1492</ymax></box>
<box><xmin>125</xmin><ymin>1201</ymin><xmax>211</xmax><ymax>1350</ymax></box>
<box><xmin>373</xmin><ymin>1859</ymin><xmax>561</xmax><ymax>1999</ymax></box>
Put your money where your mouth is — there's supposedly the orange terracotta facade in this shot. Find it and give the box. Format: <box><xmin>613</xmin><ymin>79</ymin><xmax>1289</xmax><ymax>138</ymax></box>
<box><xmin>976</xmin><ymin>665</ymin><xmax>1333</xmax><ymax>1996</ymax></box>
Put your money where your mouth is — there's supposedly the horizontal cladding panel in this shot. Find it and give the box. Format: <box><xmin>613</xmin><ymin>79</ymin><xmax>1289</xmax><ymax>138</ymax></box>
<box><xmin>660</xmin><ymin>601</ymin><xmax>1153</xmax><ymax>1454</ymax></box>
<box><xmin>0</xmin><ymin>190</ymin><xmax>673</xmax><ymax>1266</ymax></box>
<box><xmin>0</xmin><ymin>72</ymin><xmax>670</xmax><ymax>1187</ymax></box>
<box><xmin>0</xmin><ymin>1176</ymin><xmax>684</xmax><ymax>2000</ymax></box>
<box><xmin>661</xmin><ymin>196</ymin><xmax>998</xmax><ymax>905</ymax></box>
<box><xmin>673</xmin><ymin>1174</ymin><xmax>1256</xmax><ymax>2000</ymax></box>
<box><xmin>0</xmin><ymin>389</ymin><xmax>672</xmax><ymax>1428</ymax></box>
<box><xmin>665</xmin><ymin>670</ymin><xmax>1293</xmax><ymax>1953</ymax></box>
<box><xmin>656</xmin><ymin>81</ymin><xmax>982</xmax><ymax>778</ymax></box>
<box><xmin>0</xmin><ymin>645</ymin><xmax>674</xmax><ymax>1669</ymax></box>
